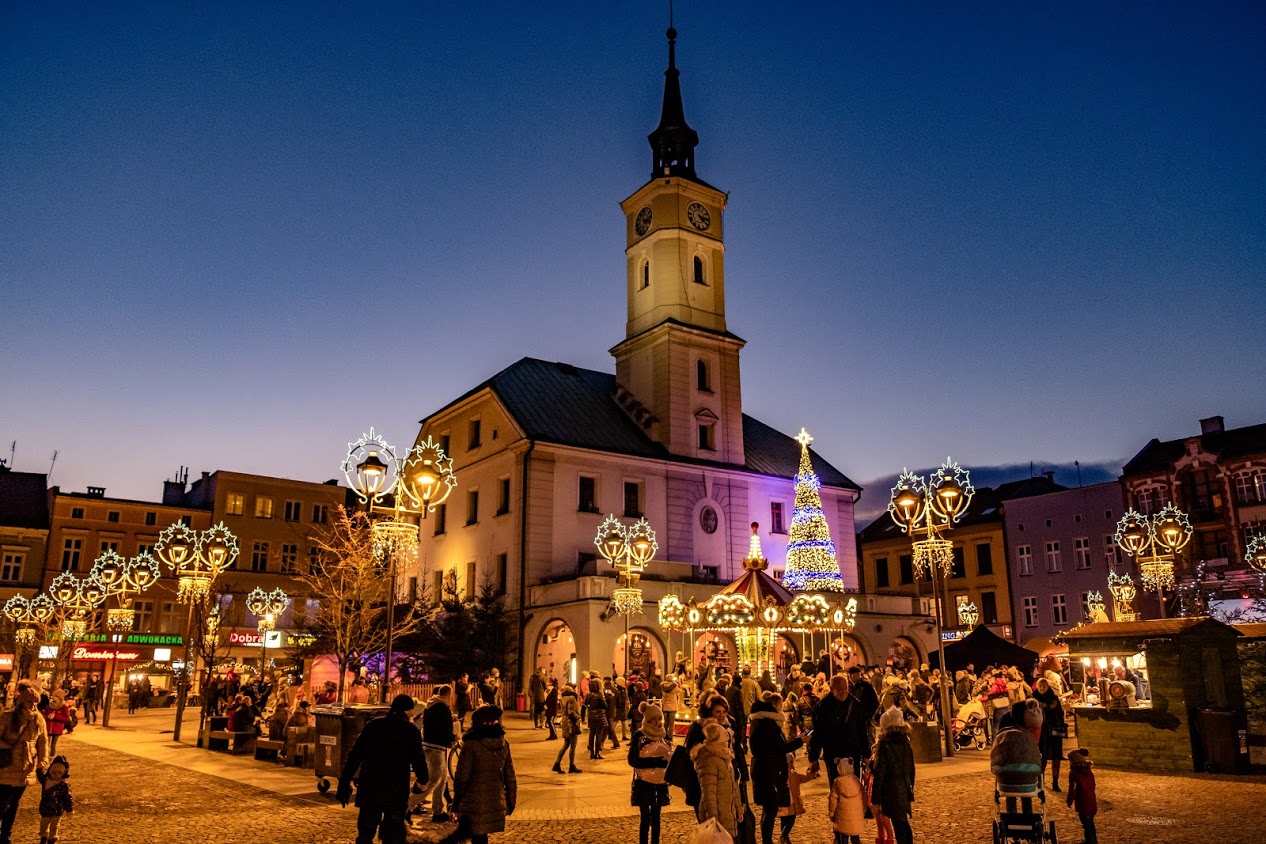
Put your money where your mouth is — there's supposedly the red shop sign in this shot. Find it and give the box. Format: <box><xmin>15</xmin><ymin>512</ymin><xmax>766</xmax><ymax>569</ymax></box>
<box><xmin>72</xmin><ymin>646</ymin><xmax>141</xmax><ymax>661</ymax></box>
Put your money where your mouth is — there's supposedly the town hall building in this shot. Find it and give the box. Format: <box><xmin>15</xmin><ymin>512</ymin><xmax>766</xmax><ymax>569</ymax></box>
<box><xmin>405</xmin><ymin>29</ymin><xmax>933</xmax><ymax>691</ymax></box>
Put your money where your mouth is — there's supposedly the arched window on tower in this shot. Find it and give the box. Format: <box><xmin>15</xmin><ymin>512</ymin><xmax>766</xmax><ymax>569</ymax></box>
<box><xmin>693</xmin><ymin>256</ymin><xmax>705</xmax><ymax>285</ymax></box>
<box><xmin>641</xmin><ymin>261</ymin><xmax>650</xmax><ymax>290</ymax></box>
<box><xmin>697</xmin><ymin>359</ymin><xmax>711</xmax><ymax>392</ymax></box>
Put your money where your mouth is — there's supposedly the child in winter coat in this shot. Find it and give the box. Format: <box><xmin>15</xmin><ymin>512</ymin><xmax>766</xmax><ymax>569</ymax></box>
<box><xmin>1066</xmin><ymin>748</ymin><xmax>1097</xmax><ymax>844</ymax></box>
<box><xmin>778</xmin><ymin>751</ymin><xmax>816</xmax><ymax>843</ymax></box>
<box><xmin>628</xmin><ymin>703</ymin><xmax>672</xmax><ymax>844</ymax></box>
<box><xmin>37</xmin><ymin>754</ymin><xmax>73</xmax><ymax>844</ymax></box>
<box><xmin>828</xmin><ymin>756</ymin><xmax>865</xmax><ymax>844</ymax></box>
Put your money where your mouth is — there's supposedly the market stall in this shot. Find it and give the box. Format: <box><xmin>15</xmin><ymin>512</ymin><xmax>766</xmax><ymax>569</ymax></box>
<box><xmin>1061</xmin><ymin>618</ymin><xmax>1248</xmax><ymax>773</ymax></box>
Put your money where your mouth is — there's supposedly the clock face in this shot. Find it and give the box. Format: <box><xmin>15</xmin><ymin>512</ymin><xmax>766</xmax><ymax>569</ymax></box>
<box><xmin>687</xmin><ymin>202</ymin><xmax>711</xmax><ymax>231</ymax></box>
<box><xmin>635</xmin><ymin>206</ymin><xmax>653</xmax><ymax>236</ymax></box>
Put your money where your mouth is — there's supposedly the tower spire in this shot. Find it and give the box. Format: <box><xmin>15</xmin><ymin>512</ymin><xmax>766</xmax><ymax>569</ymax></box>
<box><xmin>648</xmin><ymin>25</ymin><xmax>699</xmax><ymax>179</ymax></box>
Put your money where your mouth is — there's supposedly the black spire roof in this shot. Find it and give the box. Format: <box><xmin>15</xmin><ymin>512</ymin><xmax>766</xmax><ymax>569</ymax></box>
<box><xmin>647</xmin><ymin>27</ymin><xmax>700</xmax><ymax>180</ymax></box>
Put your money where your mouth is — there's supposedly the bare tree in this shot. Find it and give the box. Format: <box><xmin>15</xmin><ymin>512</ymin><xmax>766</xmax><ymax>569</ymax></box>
<box><xmin>297</xmin><ymin>507</ymin><xmax>422</xmax><ymax>702</ymax></box>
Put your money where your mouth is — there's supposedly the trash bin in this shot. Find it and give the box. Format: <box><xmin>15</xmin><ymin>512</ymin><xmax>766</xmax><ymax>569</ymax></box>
<box><xmin>313</xmin><ymin>704</ymin><xmax>391</xmax><ymax>793</ymax></box>
<box><xmin>1198</xmin><ymin>709</ymin><xmax>1246</xmax><ymax>774</ymax></box>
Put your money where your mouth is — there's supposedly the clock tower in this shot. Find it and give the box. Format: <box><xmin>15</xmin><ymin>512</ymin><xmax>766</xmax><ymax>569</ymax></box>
<box><xmin>612</xmin><ymin>28</ymin><xmax>745</xmax><ymax>466</ymax></box>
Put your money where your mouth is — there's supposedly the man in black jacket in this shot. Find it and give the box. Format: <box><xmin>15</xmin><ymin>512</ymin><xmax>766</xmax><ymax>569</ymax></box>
<box><xmin>338</xmin><ymin>694</ymin><xmax>429</xmax><ymax>844</ymax></box>
<box><xmin>415</xmin><ymin>686</ymin><xmax>456</xmax><ymax>824</ymax></box>
<box><xmin>848</xmin><ymin>665</ymin><xmax>882</xmax><ymax>743</ymax></box>
<box><xmin>808</xmin><ymin>675</ymin><xmax>869</xmax><ymax>785</ymax></box>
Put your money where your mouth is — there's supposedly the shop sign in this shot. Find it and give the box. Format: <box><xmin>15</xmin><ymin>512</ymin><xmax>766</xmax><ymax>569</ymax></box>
<box><xmin>0</xmin><ymin>654</ymin><xmax>13</xmax><ymax>671</ymax></box>
<box><xmin>71</xmin><ymin>646</ymin><xmax>141</xmax><ymax>661</ymax></box>
<box><xmin>39</xmin><ymin>645</ymin><xmax>58</xmax><ymax>660</ymax></box>
<box><xmin>229</xmin><ymin>629</ymin><xmax>286</xmax><ymax>647</ymax></box>
<box><xmin>154</xmin><ymin>648</ymin><xmax>172</xmax><ymax>662</ymax></box>
<box><xmin>941</xmin><ymin>630</ymin><xmax>964</xmax><ymax>641</ymax></box>
<box><xmin>79</xmin><ymin>632</ymin><xmax>184</xmax><ymax>646</ymax></box>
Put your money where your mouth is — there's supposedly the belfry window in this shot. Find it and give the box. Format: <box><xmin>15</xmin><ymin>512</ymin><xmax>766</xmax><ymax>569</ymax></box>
<box><xmin>693</xmin><ymin>256</ymin><xmax>705</xmax><ymax>285</ymax></box>
<box><xmin>641</xmin><ymin>261</ymin><xmax>650</xmax><ymax>289</ymax></box>
<box><xmin>697</xmin><ymin>359</ymin><xmax>711</xmax><ymax>392</ymax></box>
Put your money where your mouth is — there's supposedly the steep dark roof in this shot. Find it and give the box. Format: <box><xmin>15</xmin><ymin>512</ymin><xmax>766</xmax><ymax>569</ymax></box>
<box><xmin>422</xmin><ymin>357</ymin><xmax>860</xmax><ymax>491</ymax></box>
<box><xmin>1122</xmin><ymin>422</ymin><xmax>1266</xmax><ymax>476</ymax></box>
<box><xmin>0</xmin><ymin>470</ymin><xmax>50</xmax><ymax>530</ymax></box>
<box><xmin>858</xmin><ymin>474</ymin><xmax>1067</xmax><ymax>541</ymax></box>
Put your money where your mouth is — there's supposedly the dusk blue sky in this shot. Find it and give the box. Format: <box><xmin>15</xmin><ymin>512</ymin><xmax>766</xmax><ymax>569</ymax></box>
<box><xmin>2</xmin><ymin>2</ymin><xmax>1263</xmax><ymax>517</ymax></box>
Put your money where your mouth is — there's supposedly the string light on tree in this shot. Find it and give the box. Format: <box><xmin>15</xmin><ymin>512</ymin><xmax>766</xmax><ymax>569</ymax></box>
<box><xmin>782</xmin><ymin>428</ymin><xmax>845</xmax><ymax>592</ymax></box>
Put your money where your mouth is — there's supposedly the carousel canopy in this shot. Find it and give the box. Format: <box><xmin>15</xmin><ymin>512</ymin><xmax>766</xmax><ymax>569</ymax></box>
<box><xmin>659</xmin><ymin>524</ymin><xmax>856</xmax><ymax>634</ymax></box>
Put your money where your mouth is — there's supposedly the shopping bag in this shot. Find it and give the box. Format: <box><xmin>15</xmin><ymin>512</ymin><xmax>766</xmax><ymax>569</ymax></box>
<box><xmin>737</xmin><ymin>803</ymin><xmax>757</xmax><ymax>844</ymax></box>
<box><xmin>688</xmin><ymin>817</ymin><xmax>733</xmax><ymax>844</ymax></box>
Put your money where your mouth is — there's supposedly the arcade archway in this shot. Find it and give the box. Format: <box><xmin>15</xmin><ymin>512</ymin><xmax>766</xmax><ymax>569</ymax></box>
<box><xmin>535</xmin><ymin>619</ymin><xmax>578</xmax><ymax>685</ymax></box>
<box><xmin>613</xmin><ymin>627</ymin><xmax>665</xmax><ymax>678</ymax></box>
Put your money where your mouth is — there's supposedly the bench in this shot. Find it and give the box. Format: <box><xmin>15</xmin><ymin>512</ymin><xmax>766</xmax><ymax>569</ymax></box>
<box><xmin>255</xmin><ymin>738</ymin><xmax>286</xmax><ymax>761</ymax></box>
<box><xmin>209</xmin><ymin>730</ymin><xmax>256</xmax><ymax>754</ymax></box>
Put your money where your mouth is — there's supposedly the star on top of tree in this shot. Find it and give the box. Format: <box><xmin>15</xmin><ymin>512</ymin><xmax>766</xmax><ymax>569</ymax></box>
<box><xmin>795</xmin><ymin>427</ymin><xmax>813</xmax><ymax>448</ymax></box>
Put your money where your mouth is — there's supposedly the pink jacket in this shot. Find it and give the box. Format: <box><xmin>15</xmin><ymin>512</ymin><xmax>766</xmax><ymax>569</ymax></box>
<box><xmin>829</xmin><ymin>769</ymin><xmax>866</xmax><ymax>836</ymax></box>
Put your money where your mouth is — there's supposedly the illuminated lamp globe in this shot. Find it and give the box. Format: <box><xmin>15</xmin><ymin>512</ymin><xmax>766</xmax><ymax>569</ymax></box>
<box><xmin>891</xmin><ymin>487</ymin><xmax>924</xmax><ymax>528</ymax></box>
<box><xmin>629</xmin><ymin>531</ymin><xmax>654</xmax><ymax>567</ymax></box>
<box><xmin>600</xmin><ymin>526</ymin><xmax>625</xmax><ymax>563</ymax></box>
<box><xmin>352</xmin><ymin>450</ymin><xmax>388</xmax><ymax>500</ymax></box>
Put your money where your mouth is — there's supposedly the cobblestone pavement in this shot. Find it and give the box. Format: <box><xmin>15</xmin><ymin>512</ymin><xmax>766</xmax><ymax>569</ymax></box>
<box><xmin>31</xmin><ymin>731</ymin><xmax>1266</xmax><ymax>844</ymax></box>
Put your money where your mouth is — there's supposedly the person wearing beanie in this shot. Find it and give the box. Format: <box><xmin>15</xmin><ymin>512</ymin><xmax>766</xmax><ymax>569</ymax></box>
<box><xmin>628</xmin><ymin>702</ymin><xmax>672</xmax><ymax>844</ymax></box>
<box><xmin>828</xmin><ymin>756</ymin><xmax>864</xmax><ymax>844</ymax></box>
<box><xmin>440</xmin><ymin>705</ymin><xmax>517</xmax><ymax>844</ymax></box>
<box><xmin>553</xmin><ymin>683</ymin><xmax>583</xmax><ymax>774</ymax></box>
<box><xmin>871</xmin><ymin>706</ymin><xmax>916</xmax><ymax>844</ymax></box>
<box><xmin>37</xmin><ymin>754</ymin><xmax>72</xmax><ymax>844</ymax></box>
<box><xmin>336</xmin><ymin>692</ymin><xmax>428</xmax><ymax>844</ymax></box>
<box><xmin>750</xmin><ymin>692</ymin><xmax>803</xmax><ymax>844</ymax></box>
<box><xmin>1066</xmin><ymin>749</ymin><xmax>1097</xmax><ymax>844</ymax></box>
<box><xmin>692</xmin><ymin>720</ymin><xmax>742</xmax><ymax>838</ymax></box>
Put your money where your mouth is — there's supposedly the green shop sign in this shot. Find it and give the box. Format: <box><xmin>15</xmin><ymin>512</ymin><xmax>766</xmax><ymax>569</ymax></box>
<box><xmin>78</xmin><ymin>633</ymin><xmax>184</xmax><ymax>646</ymax></box>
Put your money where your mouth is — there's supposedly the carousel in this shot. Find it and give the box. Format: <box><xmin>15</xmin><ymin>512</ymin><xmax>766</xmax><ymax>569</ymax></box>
<box><xmin>658</xmin><ymin>523</ymin><xmax>858</xmax><ymax>680</ymax></box>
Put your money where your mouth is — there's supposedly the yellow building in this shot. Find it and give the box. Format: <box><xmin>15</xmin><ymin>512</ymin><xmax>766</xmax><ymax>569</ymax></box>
<box><xmin>857</xmin><ymin>476</ymin><xmax>1065</xmax><ymax>643</ymax></box>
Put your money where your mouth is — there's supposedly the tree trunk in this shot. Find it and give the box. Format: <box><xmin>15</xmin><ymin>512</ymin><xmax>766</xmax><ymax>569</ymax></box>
<box><xmin>337</xmin><ymin>657</ymin><xmax>347</xmax><ymax>703</ymax></box>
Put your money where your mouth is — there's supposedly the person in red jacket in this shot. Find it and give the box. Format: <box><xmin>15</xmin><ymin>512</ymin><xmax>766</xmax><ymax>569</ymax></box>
<box><xmin>1065</xmin><ymin>748</ymin><xmax>1097</xmax><ymax>844</ymax></box>
<box><xmin>41</xmin><ymin>690</ymin><xmax>72</xmax><ymax>755</ymax></box>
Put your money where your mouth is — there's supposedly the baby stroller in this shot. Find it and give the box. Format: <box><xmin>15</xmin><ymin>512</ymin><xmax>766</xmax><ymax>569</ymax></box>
<box><xmin>952</xmin><ymin>697</ymin><xmax>988</xmax><ymax>750</ymax></box>
<box><xmin>990</xmin><ymin>729</ymin><xmax>1056</xmax><ymax>844</ymax></box>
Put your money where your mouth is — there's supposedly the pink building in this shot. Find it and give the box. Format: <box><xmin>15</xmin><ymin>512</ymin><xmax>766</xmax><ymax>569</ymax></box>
<box><xmin>1001</xmin><ymin>481</ymin><xmax>1128</xmax><ymax>646</ymax></box>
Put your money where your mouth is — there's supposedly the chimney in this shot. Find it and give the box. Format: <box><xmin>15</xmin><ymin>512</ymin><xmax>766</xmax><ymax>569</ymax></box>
<box><xmin>162</xmin><ymin>480</ymin><xmax>187</xmax><ymax>506</ymax></box>
<box><xmin>1200</xmin><ymin>416</ymin><xmax>1225</xmax><ymax>436</ymax></box>
<box><xmin>1042</xmin><ymin>471</ymin><xmax>1055</xmax><ymax>483</ymax></box>
<box><xmin>85</xmin><ymin>486</ymin><xmax>105</xmax><ymax>498</ymax></box>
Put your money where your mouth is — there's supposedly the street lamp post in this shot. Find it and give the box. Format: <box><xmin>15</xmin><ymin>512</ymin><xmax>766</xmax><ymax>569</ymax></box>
<box><xmin>2</xmin><ymin>593</ymin><xmax>55</xmax><ymax>679</ymax></box>
<box><xmin>343</xmin><ymin>429</ymin><xmax>455</xmax><ymax>703</ymax></box>
<box><xmin>246</xmin><ymin>587</ymin><xmax>289</xmax><ymax>675</ymax></box>
<box><xmin>155</xmin><ymin>522</ymin><xmax>238</xmax><ymax>743</ymax></box>
<box><xmin>595</xmin><ymin>515</ymin><xmax>658</xmax><ymax>676</ymax></box>
<box><xmin>91</xmin><ymin>550</ymin><xmax>161</xmax><ymax>727</ymax></box>
<box><xmin>887</xmin><ymin>458</ymin><xmax>975</xmax><ymax>758</ymax></box>
<box><xmin>48</xmin><ymin>571</ymin><xmax>106</xmax><ymax>688</ymax></box>
<box><xmin>1114</xmin><ymin>505</ymin><xmax>1193</xmax><ymax>619</ymax></box>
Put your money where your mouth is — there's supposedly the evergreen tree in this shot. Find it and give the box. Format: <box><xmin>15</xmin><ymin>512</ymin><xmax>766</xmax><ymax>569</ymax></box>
<box><xmin>782</xmin><ymin>428</ymin><xmax>845</xmax><ymax>592</ymax></box>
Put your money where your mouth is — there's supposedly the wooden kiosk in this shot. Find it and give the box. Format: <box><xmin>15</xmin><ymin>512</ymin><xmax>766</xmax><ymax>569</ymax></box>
<box><xmin>1062</xmin><ymin>618</ymin><xmax>1248</xmax><ymax>773</ymax></box>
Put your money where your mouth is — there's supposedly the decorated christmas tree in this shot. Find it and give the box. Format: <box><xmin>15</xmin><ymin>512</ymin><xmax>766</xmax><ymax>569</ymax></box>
<box><xmin>782</xmin><ymin>428</ymin><xmax>845</xmax><ymax>592</ymax></box>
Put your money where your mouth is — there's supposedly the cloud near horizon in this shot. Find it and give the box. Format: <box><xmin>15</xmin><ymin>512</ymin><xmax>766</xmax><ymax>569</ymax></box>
<box><xmin>852</xmin><ymin>459</ymin><xmax>1124</xmax><ymax>530</ymax></box>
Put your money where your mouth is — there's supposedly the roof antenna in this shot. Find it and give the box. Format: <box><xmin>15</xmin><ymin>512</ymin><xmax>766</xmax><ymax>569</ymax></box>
<box><xmin>48</xmin><ymin>449</ymin><xmax>58</xmax><ymax>483</ymax></box>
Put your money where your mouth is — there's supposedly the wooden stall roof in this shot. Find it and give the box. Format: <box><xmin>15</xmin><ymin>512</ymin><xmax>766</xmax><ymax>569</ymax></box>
<box><xmin>1061</xmin><ymin>618</ymin><xmax>1237</xmax><ymax>640</ymax></box>
<box><xmin>1232</xmin><ymin>622</ymin><xmax>1266</xmax><ymax>641</ymax></box>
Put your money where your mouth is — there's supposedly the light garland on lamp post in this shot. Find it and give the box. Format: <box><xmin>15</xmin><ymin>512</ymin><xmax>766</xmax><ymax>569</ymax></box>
<box><xmin>343</xmin><ymin>428</ymin><xmax>456</xmax><ymax>702</ymax></box>
<box><xmin>155</xmin><ymin>521</ymin><xmax>238</xmax><ymax>743</ymax></box>
<box><xmin>1115</xmin><ymin>505</ymin><xmax>1192</xmax><ymax>619</ymax></box>
<box><xmin>246</xmin><ymin>587</ymin><xmax>290</xmax><ymax>674</ymax></box>
<box><xmin>957</xmin><ymin>601</ymin><xmax>979</xmax><ymax>629</ymax></box>
<box><xmin>90</xmin><ymin>550</ymin><xmax>161</xmax><ymax>727</ymax></box>
<box><xmin>887</xmin><ymin>457</ymin><xmax>975</xmax><ymax>758</ymax></box>
<box><xmin>1247</xmin><ymin>534</ymin><xmax>1266</xmax><ymax>575</ymax></box>
<box><xmin>3</xmin><ymin>593</ymin><xmax>55</xmax><ymax>677</ymax></box>
<box><xmin>1085</xmin><ymin>590</ymin><xmax>1108</xmax><ymax>623</ymax></box>
<box><xmin>595</xmin><ymin>515</ymin><xmax>658</xmax><ymax>675</ymax></box>
<box><xmin>1107</xmin><ymin>571</ymin><xmax>1138</xmax><ymax>622</ymax></box>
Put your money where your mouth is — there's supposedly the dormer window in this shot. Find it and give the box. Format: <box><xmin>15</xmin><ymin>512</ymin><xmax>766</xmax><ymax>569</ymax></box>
<box><xmin>697</xmin><ymin>359</ymin><xmax>711</xmax><ymax>392</ymax></box>
<box><xmin>693</xmin><ymin>256</ymin><xmax>705</xmax><ymax>285</ymax></box>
